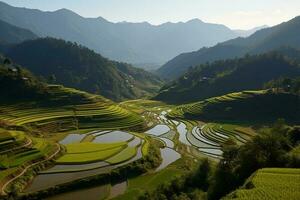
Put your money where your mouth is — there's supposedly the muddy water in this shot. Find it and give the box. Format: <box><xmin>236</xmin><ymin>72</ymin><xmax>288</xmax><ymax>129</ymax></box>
<box><xmin>59</xmin><ymin>134</ymin><xmax>85</xmax><ymax>145</ymax></box>
<box><xmin>160</xmin><ymin>137</ymin><xmax>174</xmax><ymax>148</ymax></box>
<box><xmin>42</xmin><ymin>161</ymin><xmax>110</xmax><ymax>173</ymax></box>
<box><xmin>93</xmin><ymin>131</ymin><xmax>133</xmax><ymax>143</ymax></box>
<box><xmin>177</xmin><ymin>122</ymin><xmax>191</xmax><ymax>145</ymax></box>
<box><xmin>155</xmin><ymin>148</ymin><xmax>181</xmax><ymax>171</ymax></box>
<box><xmin>145</xmin><ymin>125</ymin><xmax>170</xmax><ymax>136</ymax></box>
<box><xmin>127</xmin><ymin>137</ymin><xmax>141</xmax><ymax>147</ymax></box>
<box><xmin>46</xmin><ymin>185</ymin><xmax>109</xmax><ymax>200</ymax></box>
<box><xmin>25</xmin><ymin>147</ymin><xmax>143</xmax><ymax>193</ymax></box>
<box><xmin>109</xmin><ymin>181</ymin><xmax>127</xmax><ymax>199</ymax></box>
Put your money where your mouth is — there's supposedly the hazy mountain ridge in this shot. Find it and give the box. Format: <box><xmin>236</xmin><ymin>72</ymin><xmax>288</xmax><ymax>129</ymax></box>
<box><xmin>0</xmin><ymin>1</ymin><xmax>242</xmax><ymax>68</ymax></box>
<box><xmin>234</xmin><ymin>25</ymin><xmax>268</xmax><ymax>37</ymax></box>
<box><xmin>0</xmin><ymin>19</ymin><xmax>37</xmax><ymax>44</ymax></box>
<box><xmin>158</xmin><ymin>16</ymin><xmax>300</xmax><ymax>79</ymax></box>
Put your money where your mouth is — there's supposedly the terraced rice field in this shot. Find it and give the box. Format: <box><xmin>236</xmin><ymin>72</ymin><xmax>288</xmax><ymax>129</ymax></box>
<box><xmin>24</xmin><ymin>130</ymin><xmax>148</xmax><ymax>192</ymax></box>
<box><xmin>225</xmin><ymin>168</ymin><xmax>300</xmax><ymax>200</ymax></box>
<box><xmin>52</xmin><ymin>131</ymin><xmax>145</xmax><ymax>171</ymax></box>
<box><xmin>0</xmin><ymin>129</ymin><xmax>56</xmax><ymax>183</ymax></box>
<box><xmin>169</xmin><ymin>90</ymin><xmax>268</xmax><ymax>118</ymax></box>
<box><xmin>144</xmin><ymin>110</ymin><xmax>254</xmax><ymax>160</ymax></box>
<box><xmin>0</xmin><ymin>85</ymin><xmax>144</xmax><ymax>133</ymax></box>
<box><xmin>185</xmin><ymin>123</ymin><xmax>254</xmax><ymax>158</ymax></box>
<box><xmin>141</xmin><ymin>108</ymin><xmax>255</xmax><ymax>160</ymax></box>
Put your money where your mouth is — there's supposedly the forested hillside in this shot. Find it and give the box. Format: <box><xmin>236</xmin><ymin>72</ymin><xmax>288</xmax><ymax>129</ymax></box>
<box><xmin>155</xmin><ymin>50</ymin><xmax>300</xmax><ymax>103</ymax></box>
<box><xmin>169</xmin><ymin>90</ymin><xmax>300</xmax><ymax>122</ymax></box>
<box><xmin>4</xmin><ymin>38</ymin><xmax>163</xmax><ymax>101</ymax></box>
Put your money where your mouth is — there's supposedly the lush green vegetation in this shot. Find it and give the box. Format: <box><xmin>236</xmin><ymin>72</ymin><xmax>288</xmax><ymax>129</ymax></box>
<box><xmin>0</xmin><ymin>129</ymin><xmax>57</xmax><ymax>183</ymax></box>
<box><xmin>113</xmin><ymin>157</ymin><xmax>197</xmax><ymax>200</ymax></box>
<box><xmin>0</xmin><ymin>64</ymin><xmax>145</xmax><ymax>131</ymax></box>
<box><xmin>106</xmin><ymin>147</ymin><xmax>138</xmax><ymax>164</ymax></box>
<box><xmin>20</xmin><ymin>138</ymin><xmax>162</xmax><ymax>200</ymax></box>
<box><xmin>224</xmin><ymin>168</ymin><xmax>300</xmax><ymax>200</ymax></box>
<box><xmin>169</xmin><ymin>90</ymin><xmax>300</xmax><ymax>122</ymax></box>
<box><xmin>140</xmin><ymin>120</ymin><xmax>300</xmax><ymax>200</ymax></box>
<box><xmin>0</xmin><ymin>15</ymin><xmax>299</xmax><ymax>200</ymax></box>
<box><xmin>4</xmin><ymin>38</ymin><xmax>163</xmax><ymax>101</ymax></box>
<box><xmin>156</xmin><ymin>51</ymin><xmax>300</xmax><ymax>103</ymax></box>
<box><xmin>63</xmin><ymin>142</ymin><xmax>127</xmax><ymax>154</ymax></box>
<box><xmin>56</xmin><ymin>146</ymin><xmax>125</xmax><ymax>164</ymax></box>
<box><xmin>264</xmin><ymin>77</ymin><xmax>300</xmax><ymax>94</ymax></box>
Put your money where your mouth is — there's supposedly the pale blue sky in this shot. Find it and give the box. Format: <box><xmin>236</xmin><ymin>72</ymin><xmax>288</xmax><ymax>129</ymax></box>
<box><xmin>2</xmin><ymin>0</ymin><xmax>300</xmax><ymax>29</ymax></box>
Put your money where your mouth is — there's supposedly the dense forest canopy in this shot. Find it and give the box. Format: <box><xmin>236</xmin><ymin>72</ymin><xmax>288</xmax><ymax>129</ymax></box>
<box><xmin>4</xmin><ymin>38</ymin><xmax>163</xmax><ymax>101</ymax></box>
<box><xmin>155</xmin><ymin>50</ymin><xmax>300</xmax><ymax>104</ymax></box>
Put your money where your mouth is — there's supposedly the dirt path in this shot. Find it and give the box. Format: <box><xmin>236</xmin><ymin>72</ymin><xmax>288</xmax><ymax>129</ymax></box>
<box><xmin>0</xmin><ymin>143</ymin><xmax>61</xmax><ymax>196</ymax></box>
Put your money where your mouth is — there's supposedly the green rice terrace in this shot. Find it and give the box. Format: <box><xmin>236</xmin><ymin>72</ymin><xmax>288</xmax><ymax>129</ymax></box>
<box><xmin>0</xmin><ymin>65</ymin><xmax>299</xmax><ymax>200</ymax></box>
<box><xmin>0</xmin><ymin>92</ymin><xmax>259</xmax><ymax>199</ymax></box>
<box><xmin>224</xmin><ymin>168</ymin><xmax>300</xmax><ymax>200</ymax></box>
<box><xmin>169</xmin><ymin>90</ymin><xmax>300</xmax><ymax>122</ymax></box>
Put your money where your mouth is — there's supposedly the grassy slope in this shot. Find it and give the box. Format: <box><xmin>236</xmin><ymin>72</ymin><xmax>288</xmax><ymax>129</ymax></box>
<box><xmin>113</xmin><ymin>159</ymin><xmax>190</xmax><ymax>200</ymax></box>
<box><xmin>0</xmin><ymin>129</ymin><xmax>56</xmax><ymax>181</ymax></box>
<box><xmin>169</xmin><ymin>90</ymin><xmax>300</xmax><ymax>123</ymax></box>
<box><xmin>56</xmin><ymin>146</ymin><xmax>125</xmax><ymax>164</ymax></box>
<box><xmin>0</xmin><ymin>85</ymin><xmax>145</xmax><ymax>131</ymax></box>
<box><xmin>224</xmin><ymin>168</ymin><xmax>300</xmax><ymax>200</ymax></box>
<box><xmin>64</xmin><ymin>142</ymin><xmax>127</xmax><ymax>154</ymax></box>
<box><xmin>106</xmin><ymin>146</ymin><xmax>138</xmax><ymax>164</ymax></box>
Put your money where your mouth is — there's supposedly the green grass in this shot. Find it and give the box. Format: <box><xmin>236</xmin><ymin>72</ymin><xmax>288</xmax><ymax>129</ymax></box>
<box><xmin>0</xmin><ymin>167</ymin><xmax>18</xmax><ymax>182</ymax></box>
<box><xmin>113</xmin><ymin>159</ymin><xmax>186</xmax><ymax>200</ymax></box>
<box><xmin>0</xmin><ymin>129</ymin><xmax>55</xmax><ymax>169</ymax></box>
<box><xmin>225</xmin><ymin>168</ymin><xmax>300</xmax><ymax>200</ymax></box>
<box><xmin>65</xmin><ymin>142</ymin><xmax>127</xmax><ymax>154</ymax></box>
<box><xmin>9</xmin><ymin>149</ymin><xmax>44</xmax><ymax>167</ymax></box>
<box><xmin>106</xmin><ymin>147</ymin><xmax>138</xmax><ymax>164</ymax></box>
<box><xmin>142</xmin><ymin>140</ymin><xmax>149</xmax><ymax>156</ymax></box>
<box><xmin>0</xmin><ymin>130</ymin><xmax>13</xmax><ymax>142</ymax></box>
<box><xmin>56</xmin><ymin>145</ymin><xmax>126</xmax><ymax>164</ymax></box>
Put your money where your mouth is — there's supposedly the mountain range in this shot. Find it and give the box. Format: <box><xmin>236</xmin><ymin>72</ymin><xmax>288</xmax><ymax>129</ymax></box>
<box><xmin>0</xmin><ymin>1</ymin><xmax>257</xmax><ymax>69</ymax></box>
<box><xmin>157</xmin><ymin>16</ymin><xmax>300</xmax><ymax>79</ymax></box>
<box><xmin>0</xmin><ymin>19</ymin><xmax>37</xmax><ymax>45</ymax></box>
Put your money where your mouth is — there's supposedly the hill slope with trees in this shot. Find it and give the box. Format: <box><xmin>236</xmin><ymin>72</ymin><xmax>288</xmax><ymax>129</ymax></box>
<box><xmin>155</xmin><ymin>50</ymin><xmax>300</xmax><ymax>104</ymax></box>
<box><xmin>169</xmin><ymin>90</ymin><xmax>300</xmax><ymax>123</ymax></box>
<box><xmin>3</xmin><ymin>38</ymin><xmax>163</xmax><ymax>101</ymax></box>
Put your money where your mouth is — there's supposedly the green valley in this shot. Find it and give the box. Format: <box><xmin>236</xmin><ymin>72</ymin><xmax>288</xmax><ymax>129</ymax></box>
<box><xmin>0</xmin><ymin>3</ymin><xmax>299</xmax><ymax>200</ymax></box>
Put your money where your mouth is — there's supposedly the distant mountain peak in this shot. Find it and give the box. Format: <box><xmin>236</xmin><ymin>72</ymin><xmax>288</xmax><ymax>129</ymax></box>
<box><xmin>0</xmin><ymin>1</ymin><xmax>241</xmax><ymax>65</ymax></box>
<box><xmin>53</xmin><ymin>8</ymin><xmax>80</xmax><ymax>17</ymax></box>
<box><xmin>186</xmin><ymin>18</ymin><xmax>204</xmax><ymax>24</ymax></box>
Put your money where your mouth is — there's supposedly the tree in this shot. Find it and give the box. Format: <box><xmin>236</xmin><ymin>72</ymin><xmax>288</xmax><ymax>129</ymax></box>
<box><xmin>48</xmin><ymin>74</ymin><xmax>57</xmax><ymax>84</ymax></box>
<box><xmin>188</xmin><ymin>158</ymin><xmax>211</xmax><ymax>190</ymax></box>
<box><xmin>3</xmin><ymin>58</ymin><xmax>11</xmax><ymax>65</ymax></box>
